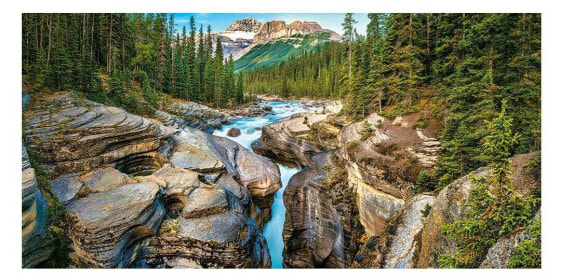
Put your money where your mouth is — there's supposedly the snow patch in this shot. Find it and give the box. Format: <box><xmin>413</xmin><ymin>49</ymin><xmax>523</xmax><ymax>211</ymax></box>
<box><xmin>219</xmin><ymin>31</ymin><xmax>256</xmax><ymax>40</ymax></box>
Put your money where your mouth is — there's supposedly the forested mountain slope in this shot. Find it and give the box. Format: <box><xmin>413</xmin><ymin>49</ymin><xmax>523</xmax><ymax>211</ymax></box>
<box><xmin>235</xmin><ymin>32</ymin><xmax>335</xmax><ymax>71</ymax></box>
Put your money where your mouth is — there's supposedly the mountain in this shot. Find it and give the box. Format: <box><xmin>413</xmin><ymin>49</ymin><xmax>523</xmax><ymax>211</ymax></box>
<box><xmin>253</xmin><ymin>20</ymin><xmax>341</xmax><ymax>44</ymax></box>
<box><xmin>233</xmin><ymin>19</ymin><xmax>342</xmax><ymax>71</ymax></box>
<box><xmin>234</xmin><ymin>32</ymin><xmax>335</xmax><ymax>72</ymax></box>
<box><xmin>215</xmin><ymin>18</ymin><xmax>262</xmax><ymax>60</ymax></box>
<box><xmin>204</xmin><ymin>17</ymin><xmax>342</xmax><ymax>70</ymax></box>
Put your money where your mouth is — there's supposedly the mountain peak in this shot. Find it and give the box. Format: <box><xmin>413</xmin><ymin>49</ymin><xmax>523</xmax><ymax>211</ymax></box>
<box><xmin>254</xmin><ymin>19</ymin><xmax>341</xmax><ymax>44</ymax></box>
<box><xmin>225</xmin><ymin>17</ymin><xmax>262</xmax><ymax>32</ymax></box>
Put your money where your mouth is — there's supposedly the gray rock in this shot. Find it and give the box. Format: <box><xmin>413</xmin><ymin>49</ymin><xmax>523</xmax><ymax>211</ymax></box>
<box><xmin>24</xmin><ymin>91</ymin><xmax>172</xmax><ymax>176</ymax></box>
<box><xmin>283</xmin><ymin>151</ymin><xmax>345</xmax><ymax>268</ymax></box>
<box><xmin>65</xmin><ymin>182</ymin><xmax>165</xmax><ymax>267</ymax></box>
<box><xmin>22</xmin><ymin>145</ymin><xmax>53</xmax><ymax>268</ymax></box>
<box><xmin>480</xmin><ymin>210</ymin><xmax>541</xmax><ymax>268</ymax></box>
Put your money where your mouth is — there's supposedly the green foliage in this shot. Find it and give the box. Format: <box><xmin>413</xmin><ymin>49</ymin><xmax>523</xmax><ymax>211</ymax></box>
<box><xmin>22</xmin><ymin>13</ymin><xmax>244</xmax><ymax>111</ymax></box>
<box><xmin>379</xmin><ymin>104</ymin><xmax>420</xmax><ymax>119</ymax></box>
<box><xmin>235</xmin><ymin>32</ymin><xmax>333</xmax><ymax>72</ymax></box>
<box><xmin>374</xmin><ymin>142</ymin><xmax>398</xmax><ymax>156</ymax></box>
<box><xmin>434</xmin><ymin>14</ymin><xmax>541</xmax><ymax>185</ymax></box>
<box><xmin>109</xmin><ymin>69</ymin><xmax>125</xmax><ymax>102</ymax></box>
<box><xmin>415</xmin><ymin>170</ymin><xmax>436</xmax><ymax>193</ymax></box>
<box><xmin>483</xmin><ymin>101</ymin><xmax>519</xmax><ymax>202</ymax></box>
<box><xmin>523</xmin><ymin>152</ymin><xmax>541</xmax><ymax>181</ymax></box>
<box><xmin>507</xmin><ymin>220</ymin><xmax>541</xmax><ymax>268</ymax></box>
<box><xmin>87</xmin><ymin>73</ymin><xmax>108</xmax><ymax>104</ymax></box>
<box><xmin>241</xmin><ymin>42</ymin><xmax>345</xmax><ymax>99</ymax></box>
<box><xmin>439</xmin><ymin>180</ymin><xmax>540</xmax><ymax>268</ymax></box>
<box><xmin>421</xmin><ymin>203</ymin><xmax>432</xmax><ymax>218</ymax></box>
<box><xmin>358</xmin><ymin>120</ymin><xmax>373</xmax><ymax>140</ymax></box>
<box><xmin>27</xmin><ymin>154</ymin><xmax>71</xmax><ymax>267</ymax></box>
<box><xmin>438</xmin><ymin>107</ymin><xmax>540</xmax><ymax>268</ymax></box>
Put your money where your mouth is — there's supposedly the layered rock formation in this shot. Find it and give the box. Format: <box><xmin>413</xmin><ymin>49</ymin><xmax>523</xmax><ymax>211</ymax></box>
<box><xmin>22</xmin><ymin>145</ymin><xmax>53</xmax><ymax>267</ymax></box>
<box><xmin>338</xmin><ymin>113</ymin><xmax>441</xmax><ymax>237</ymax></box>
<box><xmin>282</xmin><ymin>152</ymin><xmax>346</xmax><ymax>268</ymax></box>
<box><xmin>353</xmin><ymin>194</ymin><xmax>435</xmax><ymax>268</ymax></box>
<box><xmin>156</xmin><ymin>99</ymin><xmax>227</xmax><ymax>132</ymax></box>
<box><xmin>254</xmin><ymin>112</ymin><xmax>329</xmax><ymax>167</ymax></box>
<box><xmin>254</xmin><ymin>20</ymin><xmax>342</xmax><ymax>45</ymax></box>
<box><xmin>23</xmin><ymin>91</ymin><xmax>277</xmax><ymax>268</ymax></box>
<box><xmin>256</xmin><ymin>108</ymin><xmax>445</xmax><ymax>268</ymax></box>
<box><xmin>24</xmin><ymin>91</ymin><xmax>172</xmax><ymax>176</ymax></box>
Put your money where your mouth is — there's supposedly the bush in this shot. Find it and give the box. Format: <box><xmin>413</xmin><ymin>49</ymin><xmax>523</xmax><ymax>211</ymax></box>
<box><xmin>523</xmin><ymin>152</ymin><xmax>541</xmax><ymax>181</ymax></box>
<box><xmin>412</xmin><ymin>120</ymin><xmax>428</xmax><ymax>129</ymax></box>
<box><xmin>507</xmin><ymin>220</ymin><xmax>541</xmax><ymax>268</ymax></box>
<box><xmin>359</xmin><ymin>120</ymin><xmax>373</xmax><ymax>140</ymax></box>
<box><xmin>414</xmin><ymin>170</ymin><xmax>436</xmax><ymax>193</ymax></box>
<box><xmin>421</xmin><ymin>203</ymin><xmax>432</xmax><ymax>218</ymax></box>
<box><xmin>374</xmin><ymin>142</ymin><xmax>398</xmax><ymax>156</ymax></box>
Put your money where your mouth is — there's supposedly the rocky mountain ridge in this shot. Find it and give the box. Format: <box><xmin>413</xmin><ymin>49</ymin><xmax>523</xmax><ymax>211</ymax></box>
<box><xmin>213</xmin><ymin>17</ymin><xmax>342</xmax><ymax>61</ymax></box>
<box><xmin>225</xmin><ymin>17</ymin><xmax>262</xmax><ymax>33</ymax></box>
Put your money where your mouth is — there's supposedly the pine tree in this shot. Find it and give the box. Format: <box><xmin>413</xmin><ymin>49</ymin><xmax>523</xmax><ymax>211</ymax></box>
<box><xmin>235</xmin><ymin>72</ymin><xmax>244</xmax><ymax>104</ymax></box>
<box><xmin>214</xmin><ymin>38</ymin><xmax>224</xmax><ymax>108</ymax></box>
<box><xmin>482</xmin><ymin>100</ymin><xmax>520</xmax><ymax>203</ymax></box>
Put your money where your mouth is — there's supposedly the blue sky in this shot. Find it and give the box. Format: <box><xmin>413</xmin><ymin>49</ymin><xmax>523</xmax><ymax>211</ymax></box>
<box><xmin>172</xmin><ymin>13</ymin><xmax>369</xmax><ymax>36</ymax></box>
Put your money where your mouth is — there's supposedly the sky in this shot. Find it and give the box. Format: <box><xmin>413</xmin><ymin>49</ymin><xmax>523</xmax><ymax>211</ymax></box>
<box><xmin>172</xmin><ymin>13</ymin><xmax>369</xmax><ymax>36</ymax></box>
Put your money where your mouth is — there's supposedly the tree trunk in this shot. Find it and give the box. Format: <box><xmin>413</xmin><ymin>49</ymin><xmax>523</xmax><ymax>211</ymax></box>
<box><xmin>107</xmin><ymin>14</ymin><xmax>113</xmax><ymax>74</ymax></box>
<box><xmin>408</xmin><ymin>13</ymin><xmax>414</xmax><ymax>103</ymax></box>
<box><xmin>462</xmin><ymin>13</ymin><xmax>466</xmax><ymax>42</ymax></box>
<box><xmin>426</xmin><ymin>13</ymin><xmax>430</xmax><ymax>54</ymax></box>
<box><xmin>90</xmin><ymin>15</ymin><xmax>94</xmax><ymax>71</ymax></box>
<box><xmin>46</xmin><ymin>14</ymin><xmax>52</xmax><ymax>68</ymax></box>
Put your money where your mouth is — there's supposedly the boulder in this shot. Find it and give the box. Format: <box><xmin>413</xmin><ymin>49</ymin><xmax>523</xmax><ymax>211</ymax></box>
<box><xmin>169</xmin><ymin>129</ymin><xmax>225</xmax><ymax>173</ymax></box>
<box><xmin>256</xmin><ymin>112</ymin><xmax>327</xmax><ymax>167</ymax></box>
<box><xmin>134</xmin><ymin>178</ymin><xmax>271</xmax><ymax>268</ymax></box>
<box><xmin>170</xmin><ymin>127</ymin><xmax>281</xmax><ymax>200</ymax></box>
<box><xmin>227</xmin><ymin>127</ymin><xmax>241</xmax><ymax>137</ymax></box>
<box><xmin>155</xmin><ymin>99</ymin><xmax>227</xmax><ymax>131</ymax></box>
<box><xmin>210</xmin><ymin>135</ymin><xmax>281</xmax><ymax>198</ymax></box>
<box><xmin>353</xmin><ymin>194</ymin><xmax>435</xmax><ymax>268</ymax></box>
<box><xmin>65</xmin><ymin>182</ymin><xmax>165</xmax><ymax>267</ymax></box>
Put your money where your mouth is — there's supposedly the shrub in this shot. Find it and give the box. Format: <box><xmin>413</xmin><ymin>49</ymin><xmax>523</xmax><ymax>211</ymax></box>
<box><xmin>523</xmin><ymin>152</ymin><xmax>541</xmax><ymax>181</ymax></box>
<box><xmin>359</xmin><ymin>120</ymin><xmax>374</xmax><ymax>140</ymax></box>
<box><xmin>375</xmin><ymin>142</ymin><xmax>398</xmax><ymax>156</ymax></box>
<box><xmin>421</xmin><ymin>203</ymin><xmax>432</xmax><ymax>218</ymax></box>
<box><xmin>412</xmin><ymin>120</ymin><xmax>428</xmax><ymax>129</ymax></box>
<box><xmin>414</xmin><ymin>170</ymin><xmax>436</xmax><ymax>193</ymax></box>
<box><xmin>507</xmin><ymin>220</ymin><xmax>541</xmax><ymax>268</ymax></box>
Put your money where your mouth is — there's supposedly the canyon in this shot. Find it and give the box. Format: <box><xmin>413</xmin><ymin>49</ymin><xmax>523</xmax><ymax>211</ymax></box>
<box><xmin>22</xmin><ymin>90</ymin><xmax>540</xmax><ymax>268</ymax></box>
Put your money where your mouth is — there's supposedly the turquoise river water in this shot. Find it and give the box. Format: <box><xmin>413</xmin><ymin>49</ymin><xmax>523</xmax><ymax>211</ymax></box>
<box><xmin>214</xmin><ymin>101</ymin><xmax>309</xmax><ymax>268</ymax></box>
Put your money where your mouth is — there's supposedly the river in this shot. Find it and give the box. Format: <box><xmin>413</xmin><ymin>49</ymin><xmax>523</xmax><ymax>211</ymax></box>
<box><xmin>214</xmin><ymin>101</ymin><xmax>310</xmax><ymax>268</ymax></box>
